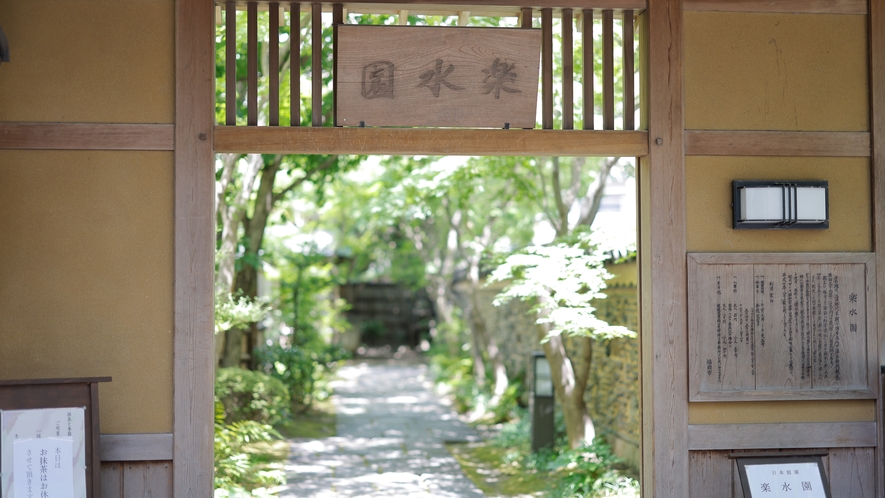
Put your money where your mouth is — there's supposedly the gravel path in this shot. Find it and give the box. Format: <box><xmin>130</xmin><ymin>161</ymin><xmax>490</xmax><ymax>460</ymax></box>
<box><xmin>280</xmin><ymin>360</ymin><xmax>485</xmax><ymax>497</ymax></box>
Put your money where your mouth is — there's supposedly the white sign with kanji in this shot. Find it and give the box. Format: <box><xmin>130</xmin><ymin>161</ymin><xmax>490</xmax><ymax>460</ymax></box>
<box><xmin>743</xmin><ymin>461</ymin><xmax>828</xmax><ymax>498</ymax></box>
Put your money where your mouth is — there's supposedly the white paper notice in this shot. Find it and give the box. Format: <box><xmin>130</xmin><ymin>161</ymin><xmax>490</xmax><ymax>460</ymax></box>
<box><xmin>0</xmin><ymin>408</ymin><xmax>86</xmax><ymax>498</ymax></box>
<box><xmin>743</xmin><ymin>461</ymin><xmax>828</xmax><ymax>497</ymax></box>
<box><xmin>12</xmin><ymin>438</ymin><xmax>73</xmax><ymax>498</ymax></box>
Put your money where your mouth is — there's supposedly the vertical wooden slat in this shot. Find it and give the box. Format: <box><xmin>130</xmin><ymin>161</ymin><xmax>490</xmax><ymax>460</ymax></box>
<box><xmin>541</xmin><ymin>8</ymin><xmax>553</xmax><ymax>129</ymax></box>
<box><xmin>641</xmin><ymin>0</ymin><xmax>687</xmax><ymax>496</ymax></box>
<box><xmin>562</xmin><ymin>9</ymin><xmax>574</xmax><ymax>130</ymax></box>
<box><xmin>225</xmin><ymin>2</ymin><xmax>237</xmax><ymax>126</ymax></box>
<box><xmin>623</xmin><ymin>10</ymin><xmax>635</xmax><ymax>130</ymax></box>
<box><xmin>311</xmin><ymin>3</ymin><xmax>323</xmax><ymax>127</ymax></box>
<box><xmin>602</xmin><ymin>9</ymin><xmax>614</xmax><ymax>130</ymax></box>
<box><xmin>829</xmin><ymin>448</ymin><xmax>876</xmax><ymax>498</ymax></box>
<box><xmin>175</xmin><ymin>0</ymin><xmax>215</xmax><ymax>495</ymax></box>
<box><xmin>270</xmin><ymin>3</ymin><xmax>280</xmax><ymax>126</ymax></box>
<box><xmin>100</xmin><ymin>463</ymin><xmax>122</xmax><ymax>498</ymax></box>
<box><xmin>247</xmin><ymin>2</ymin><xmax>258</xmax><ymax>126</ymax></box>
<box><xmin>90</xmin><ymin>382</ymin><xmax>102</xmax><ymax>498</ymax></box>
<box><xmin>521</xmin><ymin>7</ymin><xmax>533</xmax><ymax>29</ymax></box>
<box><xmin>332</xmin><ymin>4</ymin><xmax>343</xmax><ymax>127</ymax></box>
<box><xmin>870</xmin><ymin>0</ymin><xmax>885</xmax><ymax>495</ymax></box>
<box><xmin>583</xmin><ymin>9</ymin><xmax>594</xmax><ymax>130</ymax></box>
<box><xmin>290</xmin><ymin>2</ymin><xmax>301</xmax><ymax>126</ymax></box>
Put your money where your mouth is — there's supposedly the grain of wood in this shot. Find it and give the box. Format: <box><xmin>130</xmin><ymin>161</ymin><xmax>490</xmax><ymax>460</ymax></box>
<box><xmin>603</xmin><ymin>10</ymin><xmax>614</xmax><ymax>130</ymax></box>
<box><xmin>214</xmin><ymin>126</ymin><xmax>648</xmax><ymax>156</ymax></box>
<box><xmin>100</xmin><ymin>463</ymin><xmax>122</xmax><ymax>498</ymax></box>
<box><xmin>688</xmin><ymin>451</ymin><xmax>733</xmax><ymax>498</ymax></box>
<box><xmin>312</xmin><ymin>3</ymin><xmax>323</xmax><ymax>126</ymax></box>
<box><xmin>562</xmin><ymin>9</ymin><xmax>574</xmax><ymax>130</ymax></box>
<box><xmin>290</xmin><ymin>2</ymin><xmax>301</xmax><ymax>126</ymax></box>
<box><xmin>542</xmin><ymin>9</ymin><xmax>553</xmax><ymax>129</ymax></box>
<box><xmin>0</xmin><ymin>123</ymin><xmax>174</xmax><ymax>150</ymax></box>
<box><xmin>827</xmin><ymin>448</ymin><xmax>876</xmax><ymax>497</ymax></box>
<box><xmin>684</xmin><ymin>0</ymin><xmax>866</xmax><ymax>14</ymax></box>
<box><xmin>685</xmin><ymin>131</ymin><xmax>871</xmax><ymax>157</ymax></box>
<box><xmin>643</xmin><ymin>1</ymin><xmax>688</xmax><ymax>496</ymax></box>
<box><xmin>174</xmin><ymin>0</ymin><xmax>216</xmax><ymax>496</ymax></box>
<box><xmin>688</xmin><ymin>422</ymin><xmax>878</xmax><ymax>450</ymax></box>
<box><xmin>623</xmin><ymin>10</ymin><xmax>634</xmax><ymax>130</ymax></box>
<box><xmin>100</xmin><ymin>434</ymin><xmax>174</xmax><ymax>462</ymax></box>
<box><xmin>335</xmin><ymin>25</ymin><xmax>541</xmax><ymax>128</ymax></box>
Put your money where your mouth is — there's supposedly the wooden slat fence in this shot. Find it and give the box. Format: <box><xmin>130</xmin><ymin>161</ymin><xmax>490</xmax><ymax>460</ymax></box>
<box><xmin>216</xmin><ymin>2</ymin><xmax>640</xmax><ymax>131</ymax></box>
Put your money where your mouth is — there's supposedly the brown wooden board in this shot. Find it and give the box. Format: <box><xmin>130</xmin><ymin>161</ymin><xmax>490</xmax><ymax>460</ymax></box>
<box><xmin>335</xmin><ymin>25</ymin><xmax>541</xmax><ymax>128</ymax></box>
<box><xmin>689</xmin><ymin>254</ymin><xmax>876</xmax><ymax>401</ymax></box>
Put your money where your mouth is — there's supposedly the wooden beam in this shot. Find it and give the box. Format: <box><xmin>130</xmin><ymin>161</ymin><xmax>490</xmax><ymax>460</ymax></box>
<box><xmin>0</xmin><ymin>123</ymin><xmax>174</xmax><ymax>150</ymax></box>
<box><xmin>641</xmin><ymin>0</ymin><xmax>688</xmax><ymax>496</ymax></box>
<box><xmin>684</xmin><ymin>0</ymin><xmax>866</xmax><ymax>14</ymax></box>
<box><xmin>175</xmin><ymin>0</ymin><xmax>215</xmax><ymax>496</ymax></box>
<box><xmin>688</xmin><ymin>422</ymin><xmax>878</xmax><ymax>450</ymax></box>
<box><xmin>685</xmin><ymin>131</ymin><xmax>871</xmax><ymax>157</ymax></box>
<box><xmin>100</xmin><ymin>434</ymin><xmax>174</xmax><ymax>462</ymax></box>
<box><xmin>214</xmin><ymin>126</ymin><xmax>649</xmax><ymax>156</ymax></box>
<box><xmin>219</xmin><ymin>0</ymin><xmax>648</xmax><ymax>10</ymax></box>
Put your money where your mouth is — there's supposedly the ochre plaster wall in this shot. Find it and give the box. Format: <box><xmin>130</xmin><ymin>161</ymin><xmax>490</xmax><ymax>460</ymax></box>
<box><xmin>0</xmin><ymin>0</ymin><xmax>174</xmax><ymax>123</ymax></box>
<box><xmin>684</xmin><ymin>12</ymin><xmax>868</xmax><ymax>132</ymax></box>
<box><xmin>686</xmin><ymin>156</ymin><xmax>871</xmax><ymax>253</ymax></box>
<box><xmin>0</xmin><ymin>151</ymin><xmax>174</xmax><ymax>434</ymax></box>
<box><xmin>683</xmin><ymin>13</ymin><xmax>873</xmax><ymax>426</ymax></box>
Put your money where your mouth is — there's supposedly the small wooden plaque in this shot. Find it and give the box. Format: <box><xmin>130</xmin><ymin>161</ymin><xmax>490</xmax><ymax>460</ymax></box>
<box><xmin>335</xmin><ymin>25</ymin><xmax>541</xmax><ymax>128</ymax></box>
<box><xmin>688</xmin><ymin>253</ymin><xmax>876</xmax><ymax>401</ymax></box>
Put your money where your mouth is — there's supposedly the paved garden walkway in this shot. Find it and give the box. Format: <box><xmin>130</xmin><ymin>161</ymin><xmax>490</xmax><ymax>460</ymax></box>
<box><xmin>280</xmin><ymin>360</ymin><xmax>485</xmax><ymax>497</ymax></box>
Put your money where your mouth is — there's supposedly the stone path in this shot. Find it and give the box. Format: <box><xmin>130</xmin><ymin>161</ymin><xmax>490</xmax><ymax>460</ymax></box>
<box><xmin>280</xmin><ymin>360</ymin><xmax>485</xmax><ymax>497</ymax></box>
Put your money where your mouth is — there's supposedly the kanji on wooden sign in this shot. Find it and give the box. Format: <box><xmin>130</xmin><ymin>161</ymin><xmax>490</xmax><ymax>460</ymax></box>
<box><xmin>335</xmin><ymin>25</ymin><xmax>541</xmax><ymax>129</ymax></box>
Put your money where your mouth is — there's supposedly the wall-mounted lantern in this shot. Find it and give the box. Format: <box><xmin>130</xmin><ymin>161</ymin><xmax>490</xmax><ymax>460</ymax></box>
<box><xmin>531</xmin><ymin>352</ymin><xmax>555</xmax><ymax>452</ymax></box>
<box><xmin>733</xmin><ymin>180</ymin><xmax>828</xmax><ymax>229</ymax></box>
<box><xmin>0</xmin><ymin>24</ymin><xmax>9</xmax><ymax>66</ymax></box>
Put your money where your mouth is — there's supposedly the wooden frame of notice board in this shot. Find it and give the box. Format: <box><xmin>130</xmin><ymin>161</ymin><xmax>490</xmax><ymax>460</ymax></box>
<box><xmin>688</xmin><ymin>253</ymin><xmax>877</xmax><ymax>402</ymax></box>
<box><xmin>0</xmin><ymin>377</ymin><xmax>110</xmax><ymax>498</ymax></box>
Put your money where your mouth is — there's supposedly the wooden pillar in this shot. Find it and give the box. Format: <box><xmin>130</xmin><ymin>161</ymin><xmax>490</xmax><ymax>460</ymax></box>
<box><xmin>869</xmin><ymin>0</ymin><xmax>885</xmax><ymax>495</ymax></box>
<box><xmin>639</xmin><ymin>0</ymin><xmax>687</xmax><ymax>496</ymax></box>
<box><xmin>174</xmin><ymin>0</ymin><xmax>216</xmax><ymax>495</ymax></box>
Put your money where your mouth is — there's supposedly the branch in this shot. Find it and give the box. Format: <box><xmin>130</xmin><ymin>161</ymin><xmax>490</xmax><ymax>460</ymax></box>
<box><xmin>576</xmin><ymin>157</ymin><xmax>619</xmax><ymax>228</ymax></box>
<box><xmin>550</xmin><ymin>157</ymin><xmax>569</xmax><ymax>237</ymax></box>
<box><xmin>271</xmin><ymin>156</ymin><xmax>337</xmax><ymax>203</ymax></box>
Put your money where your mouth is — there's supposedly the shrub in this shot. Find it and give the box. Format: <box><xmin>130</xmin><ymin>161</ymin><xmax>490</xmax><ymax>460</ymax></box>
<box><xmin>215</xmin><ymin>368</ymin><xmax>290</xmax><ymax>425</ymax></box>
<box><xmin>254</xmin><ymin>344</ymin><xmax>349</xmax><ymax>411</ymax></box>
<box><xmin>214</xmin><ymin>399</ymin><xmax>286</xmax><ymax>496</ymax></box>
<box><xmin>548</xmin><ymin>439</ymin><xmax>639</xmax><ymax>498</ymax></box>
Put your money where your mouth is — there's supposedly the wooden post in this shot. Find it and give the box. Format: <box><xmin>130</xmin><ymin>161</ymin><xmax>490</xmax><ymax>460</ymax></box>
<box><xmin>541</xmin><ymin>8</ymin><xmax>553</xmax><ymax>130</ymax></box>
<box><xmin>869</xmin><ymin>0</ymin><xmax>885</xmax><ymax>495</ymax></box>
<box><xmin>583</xmin><ymin>9</ymin><xmax>594</xmax><ymax>130</ymax></box>
<box><xmin>311</xmin><ymin>3</ymin><xmax>322</xmax><ymax>127</ymax></box>
<box><xmin>174</xmin><ymin>0</ymin><xmax>215</xmax><ymax>495</ymax></box>
<box><xmin>225</xmin><ymin>2</ymin><xmax>236</xmax><ymax>126</ymax></box>
<box><xmin>290</xmin><ymin>2</ymin><xmax>301</xmax><ymax>126</ymax></box>
<box><xmin>520</xmin><ymin>7</ymin><xmax>532</xmax><ymax>29</ymax></box>
<box><xmin>332</xmin><ymin>4</ymin><xmax>342</xmax><ymax>127</ymax></box>
<box><xmin>562</xmin><ymin>9</ymin><xmax>574</xmax><ymax>130</ymax></box>
<box><xmin>247</xmin><ymin>2</ymin><xmax>258</xmax><ymax>126</ymax></box>
<box><xmin>640</xmin><ymin>0</ymin><xmax>688</xmax><ymax>496</ymax></box>
<box><xmin>270</xmin><ymin>3</ymin><xmax>280</xmax><ymax>126</ymax></box>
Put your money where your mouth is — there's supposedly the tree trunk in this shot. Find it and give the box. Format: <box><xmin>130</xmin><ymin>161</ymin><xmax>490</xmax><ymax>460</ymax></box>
<box><xmin>537</xmin><ymin>297</ymin><xmax>596</xmax><ymax>449</ymax></box>
<box><xmin>467</xmin><ymin>254</ymin><xmax>507</xmax><ymax>401</ymax></box>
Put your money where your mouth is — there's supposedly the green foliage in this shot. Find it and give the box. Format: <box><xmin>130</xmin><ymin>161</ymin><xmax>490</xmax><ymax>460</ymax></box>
<box><xmin>254</xmin><ymin>343</ymin><xmax>349</xmax><ymax>411</ymax></box>
<box><xmin>547</xmin><ymin>440</ymin><xmax>640</xmax><ymax>498</ymax></box>
<box><xmin>215</xmin><ymin>368</ymin><xmax>291</xmax><ymax>426</ymax></box>
<box><xmin>214</xmin><ymin>399</ymin><xmax>286</xmax><ymax>497</ymax></box>
<box><xmin>491</xmin><ymin>230</ymin><xmax>636</xmax><ymax>342</ymax></box>
<box><xmin>215</xmin><ymin>292</ymin><xmax>270</xmax><ymax>334</ymax></box>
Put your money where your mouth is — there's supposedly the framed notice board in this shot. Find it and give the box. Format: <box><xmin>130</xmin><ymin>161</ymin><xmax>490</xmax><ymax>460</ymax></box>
<box><xmin>0</xmin><ymin>377</ymin><xmax>110</xmax><ymax>498</ymax></box>
<box><xmin>688</xmin><ymin>253</ymin><xmax>876</xmax><ymax>401</ymax></box>
<box><xmin>736</xmin><ymin>456</ymin><xmax>831</xmax><ymax>498</ymax></box>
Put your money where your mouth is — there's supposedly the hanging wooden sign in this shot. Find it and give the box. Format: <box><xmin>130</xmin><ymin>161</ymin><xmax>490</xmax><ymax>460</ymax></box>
<box><xmin>688</xmin><ymin>253</ymin><xmax>876</xmax><ymax>401</ymax></box>
<box><xmin>335</xmin><ymin>25</ymin><xmax>541</xmax><ymax>128</ymax></box>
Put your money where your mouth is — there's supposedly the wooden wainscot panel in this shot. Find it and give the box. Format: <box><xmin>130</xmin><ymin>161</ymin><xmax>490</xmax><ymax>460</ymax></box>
<box><xmin>335</xmin><ymin>25</ymin><xmax>541</xmax><ymax>128</ymax></box>
<box><xmin>688</xmin><ymin>253</ymin><xmax>877</xmax><ymax>401</ymax></box>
